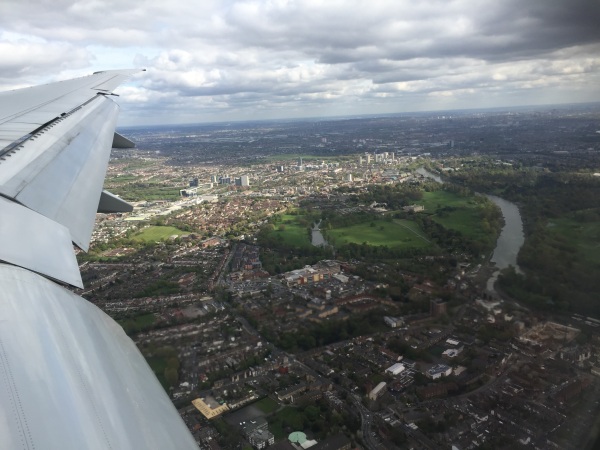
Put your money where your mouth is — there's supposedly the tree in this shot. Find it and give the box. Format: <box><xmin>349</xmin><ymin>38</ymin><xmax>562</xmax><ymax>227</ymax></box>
<box><xmin>164</xmin><ymin>367</ymin><xmax>179</xmax><ymax>387</ymax></box>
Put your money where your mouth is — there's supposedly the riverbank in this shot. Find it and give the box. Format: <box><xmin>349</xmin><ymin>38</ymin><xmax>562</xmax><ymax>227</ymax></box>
<box><xmin>417</xmin><ymin>167</ymin><xmax>525</xmax><ymax>295</ymax></box>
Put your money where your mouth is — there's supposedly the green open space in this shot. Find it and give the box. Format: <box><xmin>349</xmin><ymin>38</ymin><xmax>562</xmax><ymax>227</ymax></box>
<box><xmin>327</xmin><ymin>218</ymin><xmax>431</xmax><ymax>248</ymax></box>
<box><xmin>268</xmin><ymin>406</ymin><xmax>306</xmax><ymax>440</ymax></box>
<box><xmin>112</xmin><ymin>185</ymin><xmax>182</xmax><ymax>201</ymax></box>
<box><xmin>110</xmin><ymin>157</ymin><xmax>158</xmax><ymax>170</ymax></box>
<box><xmin>146</xmin><ymin>355</ymin><xmax>169</xmax><ymax>389</ymax></box>
<box><xmin>273</xmin><ymin>214</ymin><xmax>312</xmax><ymax>247</ymax></box>
<box><xmin>548</xmin><ymin>217</ymin><xmax>600</xmax><ymax>265</ymax></box>
<box><xmin>421</xmin><ymin>190</ymin><xmax>490</xmax><ymax>241</ymax></box>
<box><xmin>118</xmin><ymin>313</ymin><xmax>156</xmax><ymax>335</ymax></box>
<box><xmin>254</xmin><ymin>397</ymin><xmax>279</xmax><ymax>414</ymax></box>
<box><xmin>144</xmin><ymin>346</ymin><xmax>180</xmax><ymax>391</ymax></box>
<box><xmin>132</xmin><ymin>226</ymin><xmax>187</xmax><ymax>242</ymax></box>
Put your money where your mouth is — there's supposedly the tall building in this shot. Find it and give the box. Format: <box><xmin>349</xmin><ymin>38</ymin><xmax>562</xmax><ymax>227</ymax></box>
<box><xmin>240</xmin><ymin>175</ymin><xmax>250</xmax><ymax>186</ymax></box>
<box><xmin>430</xmin><ymin>298</ymin><xmax>447</xmax><ymax>317</ymax></box>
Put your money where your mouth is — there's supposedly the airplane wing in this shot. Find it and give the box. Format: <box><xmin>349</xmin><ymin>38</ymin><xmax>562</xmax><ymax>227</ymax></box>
<box><xmin>0</xmin><ymin>71</ymin><xmax>199</xmax><ymax>449</ymax></box>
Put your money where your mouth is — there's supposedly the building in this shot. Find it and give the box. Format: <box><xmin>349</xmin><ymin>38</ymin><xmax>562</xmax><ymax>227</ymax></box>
<box><xmin>242</xmin><ymin>417</ymin><xmax>268</xmax><ymax>437</ymax></box>
<box><xmin>318</xmin><ymin>307</ymin><xmax>339</xmax><ymax>318</ymax></box>
<box><xmin>384</xmin><ymin>316</ymin><xmax>404</xmax><ymax>328</ymax></box>
<box><xmin>241</xmin><ymin>175</ymin><xmax>250</xmax><ymax>187</ymax></box>
<box><xmin>430</xmin><ymin>298</ymin><xmax>447</xmax><ymax>317</ymax></box>
<box><xmin>282</xmin><ymin>261</ymin><xmax>341</xmax><ymax>286</ymax></box>
<box><xmin>276</xmin><ymin>383</ymin><xmax>307</xmax><ymax>403</ymax></box>
<box><xmin>368</xmin><ymin>381</ymin><xmax>387</xmax><ymax>400</ymax></box>
<box><xmin>248</xmin><ymin>429</ymin><xmax>274</xmax><ymax>449</ymax></box>
<box><xmin>426</xmin><ymin>364</ymin><xmax>452</xmax><ymax>380</ymax></box>
<box><xmin>191</xmin><ymin>398</ymin><xmax>229</xmax><ymax>419</ymax></box>
<box><xmin>242</xmin><ymin>418</ymin><xmax>275</xmax><ymax>450</ymax></box>
<box><xmin>403</xmin><ymin>204</ymin><xmax>424</xmax><ymax>212</ymax></box>
<box><xmin>180</xmin><ymin>187</ymin><xmax>198</xmax><ymax>197</ymax></box>
<box><xmin>385</xmin><ymin>363</ymin><xmax>406</xmax><ymax>375</ymax></box>
<box><xmin>442</xmin><ymin>347</ymin><xmax>463</xmax><ymax>358</ymax></box>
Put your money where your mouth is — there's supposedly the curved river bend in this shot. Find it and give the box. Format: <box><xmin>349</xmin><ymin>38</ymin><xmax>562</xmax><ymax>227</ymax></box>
<box><xmin>417</xmin><ymin>168</ymin><xmax>524</xmax><ymax>291</ymax></box>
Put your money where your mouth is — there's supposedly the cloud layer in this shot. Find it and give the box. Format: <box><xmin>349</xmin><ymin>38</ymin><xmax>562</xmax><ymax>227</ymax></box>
<box><xmin>1</xmin><ymin>0</ymin><xmax>599</xmax><ymax>124</ymax></box>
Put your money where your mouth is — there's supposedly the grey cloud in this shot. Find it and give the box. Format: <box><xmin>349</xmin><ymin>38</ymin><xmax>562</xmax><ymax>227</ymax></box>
<box><xmin>2</xmin><ymin>0</ymin><xmax>600</xmax><ymax>123</ymax></box>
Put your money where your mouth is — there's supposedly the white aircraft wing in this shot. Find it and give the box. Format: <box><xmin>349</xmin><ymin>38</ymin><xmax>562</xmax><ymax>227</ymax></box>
<box><xmin>0</xmin><ymin>71</ymin><xmax>199</xmax><ymax>449</ymax></box>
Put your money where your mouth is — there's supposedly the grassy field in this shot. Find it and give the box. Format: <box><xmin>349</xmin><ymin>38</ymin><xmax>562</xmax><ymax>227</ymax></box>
<box><xmin>548</xmin><ymin>217</ymin><xmax>600</xmax><ymax>265</ymax></box>
<box><xmin>328</xmin><ymin>218</ymin><xmax>431</xmax><ymax>248</ymax></box>
<box><xmin>274</xmin><ymin>214</ymin><xmax>312</xmax><ymax>247</ymax></box>
<box><xmin>132</xmin><ymin>226</ymin><xmax>187</xmax><ymax>242</ymax></box>
<box><xmin>146</xmin><ymin>355</ymin><xmax>169</xmax><ymax>389</ymax></box>
<box><xmin>268</xmin><ymin>406</ymin><xmax>306</xmax><ymax>440</ymax></box>
<box><xmin>118</xmin><ymin>313</ymin><xmax>156</xmax><ymax>334</ymax></box>
<box><xmin>421</xmin><ymin>190</ymin><xmax>489</xmax><ymax>240</ymax></box>
<box><xmin>254</xmin><ymin>397</ymin><xmax>279</xmax><ymax>414</ymax></box>
<box><xmin>112</xmin><ymin>185</ymin><xmax>182</xmax><ymax>201</ymax></box>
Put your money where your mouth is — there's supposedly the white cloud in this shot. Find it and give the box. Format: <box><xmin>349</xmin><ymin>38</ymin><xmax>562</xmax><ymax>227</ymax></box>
<box><xmin>1</xmin><ymin>0</ymin><xmax>599</xmax><ymax>124</ymax></box>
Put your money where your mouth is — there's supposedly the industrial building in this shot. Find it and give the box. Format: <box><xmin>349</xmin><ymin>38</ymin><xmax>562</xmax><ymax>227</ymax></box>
<box><xmin>368</xmin><ymin>381</ymin><xmax>387</xmax><ymax>400</ymax></box>
<box><xmin>385</xmin><ymin>363</ymin><xmax>406</xmax><ymax>375</ymax></box>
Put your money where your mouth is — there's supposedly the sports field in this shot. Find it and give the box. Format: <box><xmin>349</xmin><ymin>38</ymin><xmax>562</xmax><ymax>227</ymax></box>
<box><xmin>132</xmin><ymin>226</ymin><xmax>187</xmax><ymax>242</ymax></box>
<box><xmin>327</xmin><ymin>218</ymin><xmax>431</xmax><ymax>248</ymax></box>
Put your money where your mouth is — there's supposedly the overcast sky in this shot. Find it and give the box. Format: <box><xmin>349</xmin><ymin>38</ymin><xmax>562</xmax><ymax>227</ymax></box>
<box><xmin>1</xmin><ymin>0</ymin><xmax>600</xmax><ymax>125</ymax></box>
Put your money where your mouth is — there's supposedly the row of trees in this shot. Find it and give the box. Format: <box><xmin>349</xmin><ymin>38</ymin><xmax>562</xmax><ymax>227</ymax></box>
<box><xmin>446</xmin><ymin>162</ymin><xmax>600</xmax><ymax>316</ymax></box>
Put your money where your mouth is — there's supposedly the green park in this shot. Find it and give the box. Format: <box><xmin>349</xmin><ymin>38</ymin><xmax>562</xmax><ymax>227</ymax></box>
<box><xmin>132</xmin><ymin>225</ymin><xmax>188</xmax><ymax>242</ymax></box>
<box><xmin>326</xmin><ymin>218</ymin><xmax>431</xmax><ymax>248</ymax></box>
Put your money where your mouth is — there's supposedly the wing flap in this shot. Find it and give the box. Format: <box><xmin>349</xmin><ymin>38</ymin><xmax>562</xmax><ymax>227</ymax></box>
<box><xmin>0</xmin><ymin>197</ymin><xmax>82</xmax><ymax>288</ymax></box>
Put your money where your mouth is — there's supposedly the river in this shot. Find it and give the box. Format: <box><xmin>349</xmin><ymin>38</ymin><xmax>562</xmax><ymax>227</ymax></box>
<box><xmin>416</xmin><ymin>167</ymin><xmax>443</xmax><ymax>183</ymax></box>
<box><xmin>311</xmin><ymin>220</ymin><xmax>328</xmax><ymax>247</ymax></box>
<box><xmin>484</xmin><ymin>194</ymin><xmax>524</xmax><ymax>290</ymax></box>
<box><xmin>416</xmin><ymin>167</ymin><xmax>524</xmax><ymax>292</ymax></box>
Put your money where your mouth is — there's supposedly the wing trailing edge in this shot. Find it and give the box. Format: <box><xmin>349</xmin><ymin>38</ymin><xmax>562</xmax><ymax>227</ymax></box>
<box><xmin>0</xmin><ymin>71</ymin><xmax>199</xmax><ymax>449</ymax></box>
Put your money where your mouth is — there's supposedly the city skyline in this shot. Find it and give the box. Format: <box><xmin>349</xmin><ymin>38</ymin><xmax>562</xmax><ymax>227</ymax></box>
<box><xmin>2</xmin><ymin>0</ymin><xmax>600</xmax><ymax>126</ymax></box>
